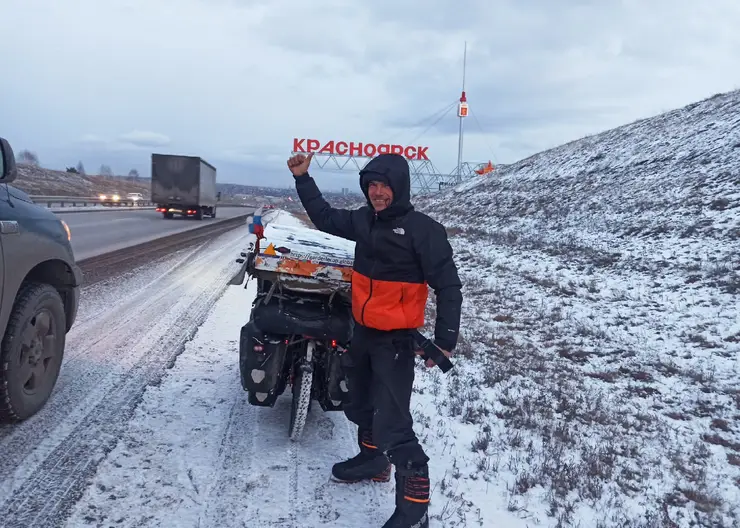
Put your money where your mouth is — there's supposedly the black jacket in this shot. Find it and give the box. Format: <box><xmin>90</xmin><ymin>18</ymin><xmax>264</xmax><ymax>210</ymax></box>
<box><xmin>294</xmin><ymin>154</ymin><xmax>462</xmax><ymax>352</ymax></box>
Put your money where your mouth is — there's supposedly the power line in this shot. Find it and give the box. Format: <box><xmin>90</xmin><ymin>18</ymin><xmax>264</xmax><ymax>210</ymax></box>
<box><xmin>407</xmin><ymin>101</ymin><xmax>457</xmax><ymax>146</ymax></box>
<box><xmin>385</xmin><ymin>100</ymin><xmax>458</xmax><ymax>146</ymax></box>
<box><xmin>468</xmin><ymin>106</ymin><xmax>499</xmax><ymax>165</ymax></box>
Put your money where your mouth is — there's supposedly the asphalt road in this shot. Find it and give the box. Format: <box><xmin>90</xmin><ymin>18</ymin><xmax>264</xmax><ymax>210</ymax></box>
<box><xmin>56</xmin><ymin>206</ymin><xmax>254</xmax><ymax>260</ymax></box>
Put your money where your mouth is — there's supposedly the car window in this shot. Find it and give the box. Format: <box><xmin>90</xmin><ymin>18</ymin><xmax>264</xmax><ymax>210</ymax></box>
<box><xmin>0</xmin><ymin>145</ymin><xmax>4</xmax><ymax>177</ymax></box>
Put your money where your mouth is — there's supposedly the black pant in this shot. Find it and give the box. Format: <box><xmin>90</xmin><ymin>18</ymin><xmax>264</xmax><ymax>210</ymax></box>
<box><xmin>342</xmin><ymin>323</ymin><xmax>429</xmax><ymax>469</ymax></box>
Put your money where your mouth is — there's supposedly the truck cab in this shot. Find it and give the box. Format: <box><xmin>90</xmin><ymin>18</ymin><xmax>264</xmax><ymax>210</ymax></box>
<box><xmin>0</xmin><ymin>137</ymin><xmax>82</xmax><ymax>423</ymax></box>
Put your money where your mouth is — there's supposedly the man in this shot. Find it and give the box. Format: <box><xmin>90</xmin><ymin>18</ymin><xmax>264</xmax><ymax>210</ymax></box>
<box><xmin>287</xmin><ymin>151</ymin><xmax>462</xmax><ymax>528</ymax></box>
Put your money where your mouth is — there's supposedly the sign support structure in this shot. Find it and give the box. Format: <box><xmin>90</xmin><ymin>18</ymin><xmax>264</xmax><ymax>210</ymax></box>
<box><xmin>291</xmin><ymin>139</ymin><xmax>454</xmax><ymax>196</ymax></box>
<box><xmin>290</xmin><ymin>43</ymin><xmax>488</xmax><ymax>196</ymax></box>
<box><xmin>295</xmin><ymin>151</ymin><xmax>453</xmax><ymax>196</ymax></box>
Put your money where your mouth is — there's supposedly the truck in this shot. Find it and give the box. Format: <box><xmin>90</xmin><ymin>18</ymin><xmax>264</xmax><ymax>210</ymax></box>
<box><xmin>151</xmin><ymin>153</ymin><xmax>220</xmax><ymax>220</ymax></box>
<box><xmin>0</xmin><ymin>136</ymin><xmax>82</xmax><ymax>423</ymax></box>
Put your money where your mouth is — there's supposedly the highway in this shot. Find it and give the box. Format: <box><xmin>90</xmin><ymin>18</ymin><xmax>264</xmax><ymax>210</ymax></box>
<box><xmin>56</xmin><ymin>206</ymin><xmax>254</xmax><ymax>260</ymax></box>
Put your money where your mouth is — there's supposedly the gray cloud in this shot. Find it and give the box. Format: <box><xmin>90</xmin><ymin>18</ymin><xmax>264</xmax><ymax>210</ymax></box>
<box><xmin>117</xmin><ymin>131</ymin><xmax>171</xmax><ymax>148</ymax></box>
<box><xmin>2</xmin><ymin>0</ymin><xmax>739</xmax><ymax>189</ymax></box>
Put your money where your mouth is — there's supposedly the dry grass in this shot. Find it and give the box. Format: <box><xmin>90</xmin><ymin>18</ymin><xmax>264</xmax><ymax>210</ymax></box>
<box><xmin>410</xmin><ymin>86</ymin><xmax>740</xmax><ymax>526</ymax></box>
<box><xmin>14</xmin><ymin>164</ymin><xmax>151</xmax><ymax>197</ymax></box>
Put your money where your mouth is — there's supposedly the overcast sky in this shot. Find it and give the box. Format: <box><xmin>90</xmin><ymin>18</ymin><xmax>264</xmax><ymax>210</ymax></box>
<box><xmin>4</xmin><ymin>0</ymin><xmax>740</xmax><ymax>190</ymax></box>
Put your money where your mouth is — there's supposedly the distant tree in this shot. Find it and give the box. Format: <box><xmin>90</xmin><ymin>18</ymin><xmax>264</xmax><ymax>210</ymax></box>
<box><xmin>76</xmin><ymin>161</ymin><xmax>86</xmax><ymax>175</ymax></box>
<box><xmin>18</xmin><ymin>150</ymin><xmax>40</xmax><ymax>166</ymax></box>
<box><xmin>128</xmin><ymin>169</ymin><xmax>140</xmax><ymax>181</ymax></box>
<box><xmin>99</xmin><ymin>164</ymin><xmax>113</xmax><ymax>177</ymax></box>
<box><xmin>66</xmin><ymin>166</ymin><xmax>79</xmax><ymax>174</ymax></box>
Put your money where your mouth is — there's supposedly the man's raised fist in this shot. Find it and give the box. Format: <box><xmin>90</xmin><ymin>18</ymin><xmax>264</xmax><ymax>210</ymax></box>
<box><xmin>287</xmin><ymin>152</ymin><xmax>313</xmax><ymax>176</ymax></box>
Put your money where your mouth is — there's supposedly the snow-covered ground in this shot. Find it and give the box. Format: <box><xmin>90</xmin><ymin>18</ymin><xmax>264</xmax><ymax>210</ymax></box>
<box><xmin>54</xmin><ymin>210</ymin><xmax>392</xmax><ymax>527</ymax></box>
<box><xmin>61</xmin><ymin>257</ymin><xmax>397</xmax><ymax>528</ymax></box>
<box><xmin>0</xmin><ymin>208</ymin><xmax>517</xmax><ymax>528</ymax></box>
<box><xmin>411</xmin><ymin>89</ymin><xmax>740</xmax><ymax>527</ymax></box>
<box><xmin>60</xmin><ymin>210</ymin><xmax>525</xmax><ymax>528</ymax></box>
<box><xmin>0</xmin><ymin>222</ymin><xmax>253</xmax><ymax>526</ymax></box>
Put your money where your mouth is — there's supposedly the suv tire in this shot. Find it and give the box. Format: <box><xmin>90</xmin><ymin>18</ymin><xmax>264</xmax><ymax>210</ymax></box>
<box><xmin>0</xmin><ymin>283</ymin><xmax>67</xmax><ymax>422</ymax></box>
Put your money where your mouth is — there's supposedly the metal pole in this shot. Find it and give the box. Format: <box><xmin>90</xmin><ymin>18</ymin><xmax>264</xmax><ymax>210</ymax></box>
<box><xmin>457</xmin><ymin>115</ymin><xmax>464</xmax><ymax>181</ymax></box>
<box><xmin>456</xmin><ymin>41</ymin><xmax>467</xmax><ymax>181</ymax></box>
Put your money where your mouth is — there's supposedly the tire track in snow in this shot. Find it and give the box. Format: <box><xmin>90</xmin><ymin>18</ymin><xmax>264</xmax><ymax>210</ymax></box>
<box><xmin>0</xmin><ymin>240</ymin><xmax>218</xmax><ymax>492</ymax></box>
<box><xmin>61</xmin><ymin>275</ymin><xmax>393</xmax><ymax>527</ymax></box>
<box><xmin>60</xmin><ymin>243</ymin><xmax>204</xmax><ymax>360</ymax></box>
<box><xmin>0</xmin><ymin>226</ymin><xmax>250</xmax><ymax>527</ymax></box>
<box><xmin>197</xmin><ymin>382</ymin><xmax>259</xmax><ymax>526</ymax></box>
<box><xmin>288</xmin><ymin>437</ymin><xmax>301</xmax><ymax>524</ymax></box>
<box><xmin>0</xmin><ymin>244</ymin><xmax>204</xmax><ymax>449</ymax></box>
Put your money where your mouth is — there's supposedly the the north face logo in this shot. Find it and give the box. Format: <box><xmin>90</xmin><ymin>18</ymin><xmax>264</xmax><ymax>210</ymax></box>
<box><xmin>393</xmin><ymin>227</ymin><xmax>405</xmax><ymax>235</ymax></box>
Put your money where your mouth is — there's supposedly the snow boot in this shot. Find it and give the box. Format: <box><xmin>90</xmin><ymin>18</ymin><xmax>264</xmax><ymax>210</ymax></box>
<box><xmin>331</xmin><ymin>428</ymin><xmax>391</xmax><ymax>483</ymax></box>
<box><xmin>382</xmin><ymin>464</ymin><xmax>430</xmax><ymax>528</ymax></box>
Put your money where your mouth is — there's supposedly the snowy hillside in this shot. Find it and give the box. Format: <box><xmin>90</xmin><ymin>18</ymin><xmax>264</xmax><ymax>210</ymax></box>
<box><xmin>13</xmin><ymin>164</ymin><xmax>151</xmax><ymax>197</ymax></box>
<box><xmin>412</xmin><ymin>89</ymin><xmax>740</xmax><ymax>526</ymax></box>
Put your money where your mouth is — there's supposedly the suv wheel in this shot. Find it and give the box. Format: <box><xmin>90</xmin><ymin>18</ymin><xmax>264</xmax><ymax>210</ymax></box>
<box><xmin>0</xmin><ymin>283</ymin><xmax>67</xmax><ymax>422</ymax></box>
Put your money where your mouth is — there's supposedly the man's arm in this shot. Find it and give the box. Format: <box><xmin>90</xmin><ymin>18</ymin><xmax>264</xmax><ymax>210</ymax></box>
<box><xmin>414</xmin><ymin>218</ymin><xmax>463</xmax><ymax>352</ymax></box>
<box><xmin>294</xmin><ymin>173</ymin><xmax>357</xmax><ymax>241</ymax></box>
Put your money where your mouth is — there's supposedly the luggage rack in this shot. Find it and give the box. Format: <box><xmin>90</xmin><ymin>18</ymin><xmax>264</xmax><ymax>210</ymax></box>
<box><xmin>247</xmin><ymin>222</ymin><xmax>355</xmax><ymax>301</ymax></box>
<box><xmin>254</xmin><ymin>271</ymin><xmax>349</xmax><ymax>308</ymax></box>
<box><xmin>251</xmin><ymin>259</ymin><xmax>351</xmax><ymax>296</ymax></box>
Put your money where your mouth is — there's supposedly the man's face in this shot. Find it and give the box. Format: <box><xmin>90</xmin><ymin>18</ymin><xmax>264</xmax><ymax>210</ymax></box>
<box><xmin>367</xmin><ymin>181</ymin><xmax>393</xmax><ymax>211</ymax></box>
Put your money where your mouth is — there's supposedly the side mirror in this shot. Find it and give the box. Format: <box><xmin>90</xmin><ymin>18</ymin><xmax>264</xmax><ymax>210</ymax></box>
<box><xmin>0</xmin><ymin>137</ymin><xmax>18</xmax><ymax>184</ymax></box>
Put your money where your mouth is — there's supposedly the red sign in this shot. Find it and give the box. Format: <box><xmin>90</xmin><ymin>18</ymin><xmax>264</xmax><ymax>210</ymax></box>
<box><xmin>293</xmin><ymin>138</ymin><xmax>429</xmax><ymax>161</ymax></box>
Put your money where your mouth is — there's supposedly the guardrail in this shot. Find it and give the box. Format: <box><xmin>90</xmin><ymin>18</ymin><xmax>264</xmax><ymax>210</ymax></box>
<box><xmin>30</xmin><ymin>195</ymin><xmax>153</xmax><ymax>208</ymax></box>
<box><xmin>78</xmin><ymin>211</ymin><xmax>255</xmax><ymax>285</ymax></box>
<box><xmin>29</xmin><ymin>195</ymin><xmax>261</xmax><ymax>209</ymax></box>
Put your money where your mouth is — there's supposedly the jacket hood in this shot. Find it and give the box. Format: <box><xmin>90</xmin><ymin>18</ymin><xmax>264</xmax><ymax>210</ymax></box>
<box><xmin>359</xmin><ymin>154</ymin><xmax>413</xmax><ymax>219</ymax></box>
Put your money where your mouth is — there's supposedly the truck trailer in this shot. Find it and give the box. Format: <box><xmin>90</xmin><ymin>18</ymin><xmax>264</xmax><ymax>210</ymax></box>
<box><xmin>151</xmin><ymin>153</ymin><xmax>220</xmax><ymax>219</ymax></box>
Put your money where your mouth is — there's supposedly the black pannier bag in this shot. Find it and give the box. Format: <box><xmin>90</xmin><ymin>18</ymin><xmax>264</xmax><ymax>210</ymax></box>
<box><xmin>251</xmin><ymin>291</ymin><xmax>353</xmax><ymax>344</ymax></box>
<box><xmin>316</xmin><ymin>347</ymin><xmax>351</xmax><ymax>411</ymax></box>
<box><xmin>239</xmin><ymin>321</ymin><xmax>289</xmax><ymax>407</ymax></box>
